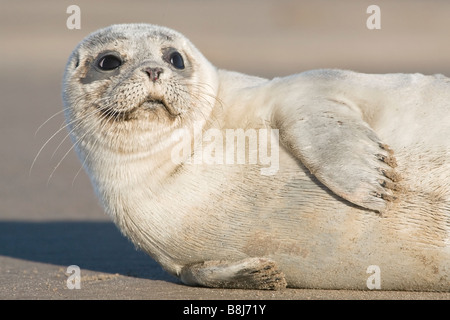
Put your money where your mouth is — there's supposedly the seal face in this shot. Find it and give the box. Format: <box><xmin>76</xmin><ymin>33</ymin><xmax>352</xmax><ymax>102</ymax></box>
<box><xmin>63</xmin><ymin>24</ymin><xmax>219</xmax><ymax>157</ymax></box>
<box><xmin>63</xmin><ymin>24</ymin><xmax>450</xmax><ymax>291</ymax></box>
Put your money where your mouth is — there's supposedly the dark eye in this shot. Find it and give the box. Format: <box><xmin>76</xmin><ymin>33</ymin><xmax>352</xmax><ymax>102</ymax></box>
<box><xmin>169</xmin><ymin>51</ymin><xmax>185</xmax><ymax>69</ymax></box>
<box><xmin>97</xmin><ymin>54</ymin><xmax>122</xmax><ymax>71</ymax></box>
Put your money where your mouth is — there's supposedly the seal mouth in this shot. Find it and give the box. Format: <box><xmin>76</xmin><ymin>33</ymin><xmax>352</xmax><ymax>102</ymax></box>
<box><xmin>97</xmin><ymin>99</ymin><xmax>180</xmax><ymax>121</ymax></box>
<box><xmin>142</xmin><ymin>98</ymin><xmax>180</xmax><ymax>117</ymax></box>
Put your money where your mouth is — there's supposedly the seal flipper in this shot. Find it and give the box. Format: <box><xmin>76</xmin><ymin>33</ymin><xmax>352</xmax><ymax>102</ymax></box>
<box><xmin>179</xmin><ymin>258</ymin><xmax>287</xmax><ymax>290</ymax></box>
<box><xmin>275</xmin><ymin>98</ymin><xmax>399</xmax><ymax>213</ymax></box>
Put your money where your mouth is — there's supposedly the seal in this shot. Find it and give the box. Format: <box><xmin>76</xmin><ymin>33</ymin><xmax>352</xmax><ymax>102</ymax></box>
<box><xmin>62</xmin><ymin>23</ymin><xmax>450</xmax><ymax>291</ymax></box>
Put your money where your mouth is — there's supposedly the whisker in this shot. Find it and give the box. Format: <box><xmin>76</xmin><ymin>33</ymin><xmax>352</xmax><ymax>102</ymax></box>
<box><xmin>30</xmin><ymin>119</ymin><xmax>75</xmax><ymax>177</ymax></box>
<box><xmin>47</xmin><ymin>112</ymin><xmax>102</xmax><ymax>185</ymax></box>
<box><xmin>50</xmin><ymin>104</ymin><xmax>103</xmax><ymax>160</ymax></box>
<box><xmin>40</xmin><ymin>92</ymin><xmax>111</xmax><ymax>182</ymax></box>
<box><xmin>34</xmin><ymin>108</ymin><xmax>66</xmax><ymax>137</ymax></box>
<box><xmin>71</xmin><ymin>110</ymin><xmax>111</xmax><ymax>186</ymax></box>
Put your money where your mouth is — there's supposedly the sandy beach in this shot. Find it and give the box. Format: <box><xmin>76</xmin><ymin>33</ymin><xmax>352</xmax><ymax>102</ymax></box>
<box><xmin>1</xmin><ymin>0</ymin><xmax>450</xmax><ymax>301</ymax></box>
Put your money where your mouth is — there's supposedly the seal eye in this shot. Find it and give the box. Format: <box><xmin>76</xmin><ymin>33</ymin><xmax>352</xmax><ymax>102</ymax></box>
<box><xmin>169</xmin><ymin>51</ymin><xmax>185</xmax><ymax>69</ymax></box>
<box><xmin>97</xmin><ymin>54</ymin><xmax>122</xmax><ymax>71</ymax></box>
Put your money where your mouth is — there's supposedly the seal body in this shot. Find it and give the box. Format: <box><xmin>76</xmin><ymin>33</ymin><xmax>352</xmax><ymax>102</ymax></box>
<box><xmin>63</xmin><ymin>24</ymin><xmax>450</xmax><ymax>291</ymax></box>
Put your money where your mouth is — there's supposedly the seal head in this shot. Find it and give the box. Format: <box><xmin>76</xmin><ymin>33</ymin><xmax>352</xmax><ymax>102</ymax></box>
<box><xmin>63</xmin><ymin>24</ymin><xmax>219</xmax><ymax>156</ymax></box>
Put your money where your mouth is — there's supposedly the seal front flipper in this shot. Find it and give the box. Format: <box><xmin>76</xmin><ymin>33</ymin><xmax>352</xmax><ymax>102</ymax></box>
<box><xmin>179</xmin><ymin>258</ymin><xmax>287</xmax><ymax>290</ymax></box>
<box><xmin>274</xmin><ymin>97</ymin><xmax>400</xmax><ymax>213</ymax></box>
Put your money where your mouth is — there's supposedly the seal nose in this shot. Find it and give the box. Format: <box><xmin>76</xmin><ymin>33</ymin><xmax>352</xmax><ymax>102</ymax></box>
<box><xmin>144</xmin><ymin>67</ymin><xmax>163</xmax><ymax>82</ymax></box>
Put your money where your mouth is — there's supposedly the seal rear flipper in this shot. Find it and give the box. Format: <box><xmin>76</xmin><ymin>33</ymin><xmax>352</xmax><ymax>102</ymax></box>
<box><xmin>179</xmin><ymin>257</ymin><xmax>287</xmax><ymax>290</ymax></box>
<box><xmin>274</xmin><ymin>97</ymin><xmax>400</xmax><ymax>213</ymax></box>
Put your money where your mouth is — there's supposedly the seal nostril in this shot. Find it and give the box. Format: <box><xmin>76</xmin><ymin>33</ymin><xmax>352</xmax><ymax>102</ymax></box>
<box><xmin>144</xmin><ymin>67</ymin><xmax>163</xmax><ymax>82</ymax></box>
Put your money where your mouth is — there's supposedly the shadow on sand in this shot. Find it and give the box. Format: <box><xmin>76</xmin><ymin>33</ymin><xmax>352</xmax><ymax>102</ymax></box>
<box><xmin>0</xmin><ymin>221</ymin><xmax>177</xmax><ymax>283</ymax></box>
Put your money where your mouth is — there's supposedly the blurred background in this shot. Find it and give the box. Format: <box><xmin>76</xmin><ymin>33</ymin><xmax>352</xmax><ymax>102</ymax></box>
<box><xmin>1</xmin><ymin>0</ymin><xmax>450</xmax><ymax>298</ymax></box>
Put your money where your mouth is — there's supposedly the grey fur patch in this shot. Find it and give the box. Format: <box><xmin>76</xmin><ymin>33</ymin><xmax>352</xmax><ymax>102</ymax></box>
<box><xmin>80</xmin><ymin>51</ymin><xmax>122</xmax><ymax>84</ymax></box>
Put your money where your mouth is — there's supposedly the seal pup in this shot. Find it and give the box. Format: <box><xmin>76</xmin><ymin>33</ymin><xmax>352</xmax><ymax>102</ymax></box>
<box><xmin>62</xmin><ymin>24</ymin><xmax>450</xmax><ymax>291</ymax></box>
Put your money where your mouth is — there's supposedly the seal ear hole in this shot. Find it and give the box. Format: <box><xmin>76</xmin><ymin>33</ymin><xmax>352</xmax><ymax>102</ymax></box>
<box><xmin>72</xmin><ymin>52</ymin><xmax>80</xmax><ymax>69</ymax></box>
